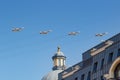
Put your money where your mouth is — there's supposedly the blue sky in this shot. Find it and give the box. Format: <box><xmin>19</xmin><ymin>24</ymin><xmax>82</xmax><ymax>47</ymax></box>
<box><xmin>0</xmin><ymin>0</ymin><xmax>120</xmax><ymax>80</ymax></box>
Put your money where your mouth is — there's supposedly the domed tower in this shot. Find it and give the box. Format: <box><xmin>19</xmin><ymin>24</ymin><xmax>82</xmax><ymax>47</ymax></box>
<box><xmin>41</xmin><ymin>47</ymin><xmax>66</xmax><ymax>80</ymax></box>
<box><xmin>52</xmin><ymin>46</ymin><xmax>66</xmax><ymax>70</ymax></box>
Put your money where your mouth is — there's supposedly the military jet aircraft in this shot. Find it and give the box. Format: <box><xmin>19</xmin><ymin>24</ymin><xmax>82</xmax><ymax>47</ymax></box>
<box><xmin>12</xmin><ymin>27</ymin><xmax>24</xmax><ymax>32</ymax></box>
<box><xmin>39</xmin><ymin>30</ymin><xmax>52</xmax><ymax>34</ymax></box>
<box><xmin>95</xmin><ymin>32</ymin><xmax>108</xmax><ymax>37</ymax></box>
<box><xmin>68</xmin><ymin>31</ymin><xmax>80</xmax><ymax>36</ymax></box>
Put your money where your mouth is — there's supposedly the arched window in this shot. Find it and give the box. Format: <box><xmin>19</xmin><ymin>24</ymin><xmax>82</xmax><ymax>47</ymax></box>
<box><xmin>115</xmin><ymin>63</ymin><xmax>120</xmax><ymax>79</ymax></box>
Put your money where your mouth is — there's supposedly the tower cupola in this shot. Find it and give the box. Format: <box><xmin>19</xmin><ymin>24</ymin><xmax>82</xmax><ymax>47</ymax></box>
<box><xmin>52</xmin><ymin>46</ymin><xmax>66</xmax><ymax>70</ymax></box>
<box><xmin>41</xmin><ymin>47</ymin><xmax>67</xmax><ymax>80</ymax></box>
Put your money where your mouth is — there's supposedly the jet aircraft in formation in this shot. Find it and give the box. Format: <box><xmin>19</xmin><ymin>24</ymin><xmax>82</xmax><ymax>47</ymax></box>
<box><xmin>11</xmin><ymin>27</ymin><xmax>108</xmax><ymax>39</ymax></box>
<box><xmin>95</xmin><ymin>32</ymin><xmax>108</xmax><ymax>37</ymax></box>
<box><xmin>12</xmin><ymin>27</ymin><xmax>24</xmax><ymax>32</ymax></box>
<box><xmin>68</xmin><ymin>31</ymin><xmax>80</xmax><ymax>36</ymax></box>
<box><xmin>39</xmin><ymin>30</ymin><xmax>52</xmax><ymax>34</ymax></box>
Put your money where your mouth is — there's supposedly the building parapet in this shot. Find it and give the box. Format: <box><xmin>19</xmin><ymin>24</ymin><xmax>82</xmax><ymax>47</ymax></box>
<box><xmin>61</xmin><ymin>62</ymin><xmax>82</xmax><ymax>79</ymax></box>
<box><xmin>90</xmin><ymin>40</ymin><xmax>114</xmax><ymax>56</ymax></box>
<box><xmin>62</xmin><ymin>65</ymin><xmax>80</xmax><ymax>78</ymax></box>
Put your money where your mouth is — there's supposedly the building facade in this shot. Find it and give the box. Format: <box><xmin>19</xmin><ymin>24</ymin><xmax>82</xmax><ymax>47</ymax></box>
<box><xmin>59</xmin><ymin>33</ymin><xmax>120</xmax><ymax>80</ymax></box>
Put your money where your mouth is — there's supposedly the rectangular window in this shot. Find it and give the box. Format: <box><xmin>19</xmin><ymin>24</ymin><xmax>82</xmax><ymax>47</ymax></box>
<box><xmin>75</xmin><ymin>77</ymin><xmax>78</xmax><ymax>80</ymax></box>
<box><xmin>87</xmin><ymin>71</ymin><xmax>91</xmax><ymax>80</ymax></box>
<box><xmin>108</xmin><ymin>52</ymin><xmax>113</xmax><ymax>63</ymax></box>
<box><xmin>117</xmin><ymin>48</ymin><xmax>120</xmax><ymax>57</ymax></box>
<box><xmin>81</xmin><ymin>74</ymin><xmax>85</xmax><ymax>80</ymax></box>
<box><xmin>100</xmin><ymin>75</ymin><xmax>104</xmax><ymax>80</ymax></box>
<box><xmin>101</xmin><ymin>59</ymin><xmax>104</xmax><ymax>69</ymax></box>
<box><xmin>93</xmin><ymin>62</ymin><xmax>98</xmax><ymax>73</ymax></box>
